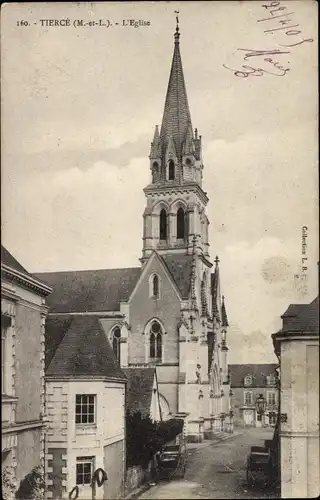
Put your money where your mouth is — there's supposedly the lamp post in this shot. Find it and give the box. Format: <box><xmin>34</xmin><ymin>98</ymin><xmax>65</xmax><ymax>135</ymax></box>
<box><xmin>255</xmin><ymin>393</ymin><xmax>267</xmax><ymax>427</ymax></box>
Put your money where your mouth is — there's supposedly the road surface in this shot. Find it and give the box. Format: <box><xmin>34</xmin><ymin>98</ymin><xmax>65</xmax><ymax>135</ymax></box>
<box><xmin>138</xmin><ymin>427</ymin><xmax>276</xmax><ymax>499</ymax></box>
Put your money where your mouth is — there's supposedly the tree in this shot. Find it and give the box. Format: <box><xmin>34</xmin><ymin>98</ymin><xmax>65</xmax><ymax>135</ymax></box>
<box><xmin>2</xmin><ymin>466</ymin><xmax>17</xmax><ymax>500</ymax></box>
<box><xmin>15</xmin><ymin>466</ymin><xmax>45</xmax><ymax>500</ymax></box>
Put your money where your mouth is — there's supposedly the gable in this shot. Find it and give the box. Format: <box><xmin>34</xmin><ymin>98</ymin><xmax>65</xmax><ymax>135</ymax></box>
<box><xmin>129</xmin><ymin>252</ymin><xmax>182</xmax><ymax>304</ymax></box>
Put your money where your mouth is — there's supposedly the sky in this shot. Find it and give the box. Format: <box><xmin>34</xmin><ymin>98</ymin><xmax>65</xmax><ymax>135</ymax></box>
<box><xmin>1</xmin><ymin>1</ymin><xmax>318</xmax><ymax>364</ymax></box>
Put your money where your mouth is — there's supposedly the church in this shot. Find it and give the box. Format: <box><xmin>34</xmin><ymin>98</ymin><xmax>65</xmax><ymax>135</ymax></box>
<box><xmin>35</xmin><ymin>21</ymin><xmax>233</xmax><ymax>442</ymax></box>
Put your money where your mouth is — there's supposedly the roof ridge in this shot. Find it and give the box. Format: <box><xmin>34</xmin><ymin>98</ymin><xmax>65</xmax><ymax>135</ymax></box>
<box><xmin>35</xmin><ymin>266</ymin><xmax>141</xmax><ymax>275</ymax></box>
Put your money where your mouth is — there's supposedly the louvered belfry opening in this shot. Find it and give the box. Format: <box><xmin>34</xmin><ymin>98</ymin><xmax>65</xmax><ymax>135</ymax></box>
<box><xmin>159</xmin><ymin>209</ymin><xmax>167</xmax><ymax>240</ymax></box>
<box><xmin>177</xmin><ymin>207</ymin><xmax>185</xmax><ymax>239</ymax></box>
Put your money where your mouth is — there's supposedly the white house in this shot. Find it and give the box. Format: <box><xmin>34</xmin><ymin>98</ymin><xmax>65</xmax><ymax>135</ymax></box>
<box><xmin>272</xmin><ymin>296</ymin><xmax>319</xmax><ymax>498</ymax></box>
<box><xmin>44</xmin><ymin>315</ymin><xmax>127</xmax><ymax>500</ymax></box>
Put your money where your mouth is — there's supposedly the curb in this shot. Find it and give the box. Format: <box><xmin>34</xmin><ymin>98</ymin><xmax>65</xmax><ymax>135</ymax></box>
<box><xmin>187</xmin><ymin>431</ymin><xmax>242</xmax><ymax>452</ymax></box>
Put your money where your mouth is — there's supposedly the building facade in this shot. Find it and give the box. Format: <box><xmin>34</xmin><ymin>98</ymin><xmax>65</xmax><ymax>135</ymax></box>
<box><xmin>272</xmin><ymin>296</ymin><xmax>319</xmax><ymax>498</ymax></box>
<box><xmin>229</xmin><ymin>364</ymin><xmax>278</xmax><ymax>427</ymax></box>
<box><xmin>45</xmin><ymin>315</ymin><xmax>127</xmax><ymax>500</ymax></box>
<box><xmin>1</xmin><ymin>246</ymin><xmax>52</xmax><ymax>493</ymax></box>
<box><xmin>35</xmin><ymin>24</ymin><xmax>232</xmax><ymax>442</ymax></box>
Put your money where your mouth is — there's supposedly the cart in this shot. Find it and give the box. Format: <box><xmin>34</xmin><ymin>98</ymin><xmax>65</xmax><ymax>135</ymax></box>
<box><xmin>158</xmin><ymin>442</ymin><xmax>187</xmax><ymax>480</ymax></box>
<box><xmin>246</xmin><ymin>446</ymin><xmax>273</xmax><ymax>489</ymax></box>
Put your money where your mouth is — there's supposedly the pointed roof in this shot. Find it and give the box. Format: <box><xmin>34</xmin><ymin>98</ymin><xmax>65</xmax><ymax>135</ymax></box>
<box><xmin>182</xmin><ymin>123</ymin><xmax>195</xmax><ymax>155</ymax></box>
<box><xmin>150</xmin><ymin>125</ymin><xmax>161</xmax><ymax>159</ymax></box>
<box><xmin>45</xmin><ymin>315</ymin><xmax>126</xmax><ymax>379</ymax></box>
<box><xmin>221</xmin><ymin>295</ymin><xmax>229</xmax><ymax>327</ymax></box>
<box><xmin>160</xmin><ymin>28</ymin><xmax>193</xmax><ymax>158</ymax></box>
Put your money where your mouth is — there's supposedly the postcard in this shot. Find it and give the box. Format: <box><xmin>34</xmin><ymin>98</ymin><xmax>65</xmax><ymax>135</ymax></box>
<box><xmin>1</xmin><ymin>2</ymin><xmax>318</xmax><ymax>499</ymax></box>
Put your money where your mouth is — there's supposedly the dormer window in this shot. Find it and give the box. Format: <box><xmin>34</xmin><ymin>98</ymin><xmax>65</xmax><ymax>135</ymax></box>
<box><xmin>168</xmin><ymin>160</ymin><xmax>175</xmax><ymax>180</ymax></box>
<box><xmin>244</xmin><ymin>374</ymin><xmax>253</xmax><ymax>387</ymax></box>
<box><xmin>266</xmin><ymin>374</ymin><xmax>276</xmax><ymax>386</ymax></box>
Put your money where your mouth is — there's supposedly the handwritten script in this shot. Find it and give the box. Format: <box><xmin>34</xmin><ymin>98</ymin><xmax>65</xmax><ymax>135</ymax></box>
<box><xmin>223</xmin><ymin>1</ymin><xmax>314</xmax><ymax>78</ymax></box>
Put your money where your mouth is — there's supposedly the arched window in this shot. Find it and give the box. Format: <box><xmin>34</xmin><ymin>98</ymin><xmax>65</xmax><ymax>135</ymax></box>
<box><xmin>149</xmin><ymin>321</ymin><xmax>162</xmax><ymax>362</ymax></box>
<box><xmin>176</xmin><ymin>207</ymin><xmax>185</xmax><ymax>239</ymax></box>
<box><xmin>111</xmin><ymin>327</ymin><xmax>121</xmax><ymax>364</ymax></box>
<box><xmin>153</xmin><ymin>275</ymin><xmax>159</xmax><ymax>298</ymax></box>
<box><xmin>159</xmin><ymin>209</ymin><xmax>167</xmax><ymax>240</ymax></box>
<box><xmin>168</xmin><ymin>160</ymin><xmax>175</xmax><ymax>180</ymax></box>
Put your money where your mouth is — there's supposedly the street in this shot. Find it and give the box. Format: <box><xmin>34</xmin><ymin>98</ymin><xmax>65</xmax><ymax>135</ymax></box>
<box><xmin>138</xmin><ymin>428</ymin><xmax>276</xmax><ymax>499</ymax></box>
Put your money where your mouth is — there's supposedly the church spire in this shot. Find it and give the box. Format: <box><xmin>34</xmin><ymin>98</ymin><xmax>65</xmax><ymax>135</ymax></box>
<box><xmin>160</xmin><ymin>15</ymin><xmax>193</xmax><ymax>159</ymax></box>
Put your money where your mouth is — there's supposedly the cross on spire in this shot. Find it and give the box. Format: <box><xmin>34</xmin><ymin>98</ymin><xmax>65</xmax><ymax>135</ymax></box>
<box><xmin>214</xmin><ymin>255</ymin><xmax>220</xmax><ymax>266</ymax></box>
<box><xmin>174</xmin><ymin>10</ymin><xmax>179</xmax><ymax>31</ymax></box>
<box><xmin>174</xmin><ymin>10</ymin><xmax>180</xmax><ymax>42</ymax></box>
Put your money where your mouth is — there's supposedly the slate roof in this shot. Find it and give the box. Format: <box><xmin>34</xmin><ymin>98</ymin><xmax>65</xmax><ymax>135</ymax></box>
<box><xmin>161</xmin><ymin>253</ymin><xmax>193</xmax><ymax>299</ymax></box>
<box><xmin>281</xmin><ymin>304</ymin><xmax>306</xmax><ymax>318</ymax></box>
<box><xmin>278</xmin><ymin>296</ymin><xmax>319</xmax><ymax>335</ymax></box>
<box><xmin>34</xmin><ymin>253</ymin><xmax>194</xmax><ymax>313</ymax></box>
<box><xmin>160</xmin><ymin>30</ymin><xmax>193</xmax><ymax>158</ymax></box>
<box><xmin>123</xmin><ymin>367</ymin><xmax>156</xmax><ymax>417</ymax></box>
<box><xmin>229</xmin><ymin>364</ymin><xmax>278</xmax><ymax>388</ymax></box>
<box><xmin>34</xmin><ymin>268</ymin><xmax>141</xmax><ymax>313</ymax></box>
<box><xmin>1</xmin><ymin>245</ymin><xmax>30</xmax><ymax>275</ymax></box>
<box><xmin>45</xmin><ymin>315</ymin><xmax>126</xmax><ymax>380</ymax></box>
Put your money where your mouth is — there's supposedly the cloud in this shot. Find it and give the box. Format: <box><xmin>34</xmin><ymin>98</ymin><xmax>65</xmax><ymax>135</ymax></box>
<box><xmin>2</xmin><ymin>157</ymin><xmax>149</xmax><ymax>271</ymax></box>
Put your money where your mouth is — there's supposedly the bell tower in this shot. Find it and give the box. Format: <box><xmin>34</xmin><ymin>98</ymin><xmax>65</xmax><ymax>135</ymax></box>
<box><xmin>141</xmin><ymin>20</ymin><xmax>210</xmax><ymax>263</ymax></box>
